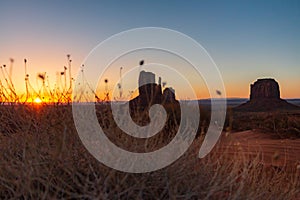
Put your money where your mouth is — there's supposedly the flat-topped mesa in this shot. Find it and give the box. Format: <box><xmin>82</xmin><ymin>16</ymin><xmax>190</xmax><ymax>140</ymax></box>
<box><xmin>235</xmin><ymin>78</ymin><xmax>299</xmax><ymax>112</ymax></box>
<box><xmin>250</xmin><ymin>78</ymin><xmax>280</xmax><ymax>100</ymax></box>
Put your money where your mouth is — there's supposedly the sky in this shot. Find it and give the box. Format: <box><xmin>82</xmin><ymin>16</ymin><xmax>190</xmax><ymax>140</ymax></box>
<box><xmin>0</xmin><ymin>0</ymin><xmax>299</xmax><ymax>99</ymax></box>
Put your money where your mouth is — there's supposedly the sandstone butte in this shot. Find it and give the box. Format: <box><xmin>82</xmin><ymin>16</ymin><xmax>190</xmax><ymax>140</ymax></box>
<box><xmin>235</xmin><ymin>78</ymin><xmax>299</xmax><ymax>112</ymax></box>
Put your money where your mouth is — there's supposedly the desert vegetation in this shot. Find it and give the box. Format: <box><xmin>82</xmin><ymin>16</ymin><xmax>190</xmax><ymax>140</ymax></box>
<box><xmin>230</xmin><ymin>111</ymin><xmax>300</xmax><ymax>138</ymax></box>
<box><xmin>0</xmin><ymin>105</ymin><xmax>299</xmax><ymax>199</ymax></box>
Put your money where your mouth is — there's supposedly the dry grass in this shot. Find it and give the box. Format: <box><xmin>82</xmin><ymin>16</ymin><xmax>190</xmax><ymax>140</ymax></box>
<box><xmin>0</xmin><ymin>104</ymin><xmax>299</xmax><ymax>199</ymax></box>
<box><xmin>231</xmin><ymin>110</ymin><xmax>300</xmax><ymax>138</ymax></box>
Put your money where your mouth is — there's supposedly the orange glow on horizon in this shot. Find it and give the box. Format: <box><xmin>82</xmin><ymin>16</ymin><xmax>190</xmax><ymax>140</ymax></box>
<box><xmin>0</xmin><ymin>55</ymin><xmax>299</xmax><ymax>101</ymax></box>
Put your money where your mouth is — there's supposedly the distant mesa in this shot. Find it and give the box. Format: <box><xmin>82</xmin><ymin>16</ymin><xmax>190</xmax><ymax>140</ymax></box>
<box><xmin>250</xmin><ymin>78</ymin><xmax>280</xmax><ymax>100</ymax></box>
<box><xmin>235</xmin><ymin>78</ymin><xmax>299</xmax><ymax>112</ymax></box>
<box><xmin>129</xmin><ymin>70</ymin><xmax>178</xmax><ymax>109</ymax></box>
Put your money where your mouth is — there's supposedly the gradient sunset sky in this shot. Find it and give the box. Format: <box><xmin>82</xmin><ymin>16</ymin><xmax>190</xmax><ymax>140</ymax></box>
<box><xmin>0</xmin><ymin>0</ymin><xmax>299</xmax><ymax>99</ymax></box>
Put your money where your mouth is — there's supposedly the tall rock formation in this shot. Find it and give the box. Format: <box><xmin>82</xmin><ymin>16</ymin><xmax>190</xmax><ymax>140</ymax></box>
<box><xmin>135</xmin><ymin>71</ymin><xmax>162</xmax><ymax>107</ymax></box>
<box><xmin>163</xmin><ymin>87</ymin><xmax>176</xmax><ymax>103</ymax></box>
<box><xmin>129</xmin><ymin>70</ymin><xmax>178</xmax><ymax>109</ymax></box>
<box><xmin>250</xmin><ymin>79</ymin><xmax>280</xmax><ymax>100</ymax></box>
<box><xmin>235</xmin><ymin>78</ymin><xmax>299</xmax><ymax>112</ymax></box>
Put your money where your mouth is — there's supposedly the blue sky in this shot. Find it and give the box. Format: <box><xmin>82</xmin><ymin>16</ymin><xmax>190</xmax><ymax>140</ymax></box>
<box><xmin>0</xmin><ymin>0</ymin><xmax>299</xmax><ymax>98</ymax></box>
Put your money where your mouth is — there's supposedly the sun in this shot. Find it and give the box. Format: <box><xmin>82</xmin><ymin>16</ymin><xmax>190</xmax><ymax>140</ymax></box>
<box><xmin>34</xmin><ymin>97</ymin><xmax>42</xmax><ymax>104</ymax></box>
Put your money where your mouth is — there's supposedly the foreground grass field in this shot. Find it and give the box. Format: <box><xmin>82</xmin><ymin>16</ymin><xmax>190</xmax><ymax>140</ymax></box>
<box><xmin>0</xmin><ymin>104</ymin><xmax>299</xmax><ymax>199</ymax></box>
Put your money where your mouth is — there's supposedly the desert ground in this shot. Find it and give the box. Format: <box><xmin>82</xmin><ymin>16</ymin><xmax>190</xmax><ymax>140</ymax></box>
<box><xmin>216</xmin><ymin>130</ymin><xmax>300</xmax><ymax>170</ymax></box>
<box><xmin>0</xmin><ymin>104</ymin><xmax>299</xmax><ymax>199</ymax></box>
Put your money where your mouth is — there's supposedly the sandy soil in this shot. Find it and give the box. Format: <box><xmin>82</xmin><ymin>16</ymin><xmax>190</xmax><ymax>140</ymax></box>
<box><xmin>215</xmin><ymin>130</ymin><xmax>300</xmax><ymax>170</ymax></box>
